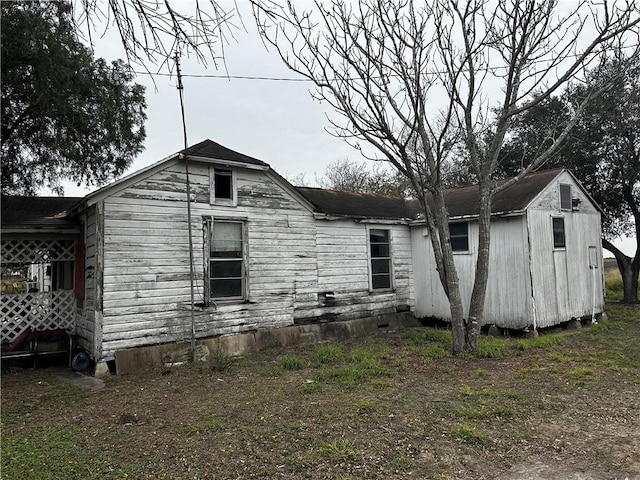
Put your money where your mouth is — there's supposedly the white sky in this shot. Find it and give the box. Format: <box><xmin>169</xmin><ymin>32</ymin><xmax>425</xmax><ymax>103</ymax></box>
<box><xmin>51</xmin><ymin>1</ymin><xmax>635</xmax><ymax>257</ymax></box>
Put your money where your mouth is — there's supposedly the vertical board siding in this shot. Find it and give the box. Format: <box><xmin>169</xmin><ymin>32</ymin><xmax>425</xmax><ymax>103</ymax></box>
<box><xmin>527</xmin><ymin>209</ymin><xmax>604</xmax><ymax>328</ymax></box>
<box><xmin>411</xmin><ymin>171</ymin><xmax>604</xmax><ymax>330</ymax></box>
<box><xmin>412</xmin><ymin>216</ymin><xmax>532</xmax><ymax>327</ymax></box>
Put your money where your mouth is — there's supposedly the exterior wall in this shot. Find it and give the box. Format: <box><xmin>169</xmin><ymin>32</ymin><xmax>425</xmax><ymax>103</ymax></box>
<box><xmin>292</xmin><ymin>219</ymin><xmax>414</xmax><ymax>322</ymax></box>
<box><xmin>75</xmin><ymin>206</ymin><xmax>97</xmax><ymax>356</ymax></box>
<box><xmin>91</xmin><ymin>161</ymin><xmax>414</xmax><ymax>360</ymax></box>
<box><xmin>411</xmin><ymin>171</ymin><xmax>604</xmax><ymax>330</ymax></box>
<box><xmin>527</xmin><ymin>172</ymin><xmax>604</xmax><ymax>328</ymax></box>
<box><xmin>412</xmin><ymin>216</ymin><xmax>533</xmax><ymax>328</ymax></box>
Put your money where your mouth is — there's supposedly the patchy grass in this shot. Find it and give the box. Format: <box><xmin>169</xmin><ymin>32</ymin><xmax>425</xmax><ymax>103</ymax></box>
<box><xmin>477</xmin><ymin>337</ymin><xmax>509</xmax><ymax>358</ymax></box>
<box><xmin>2</xmin><ymin>303</ymin><xmax>639</xmax><ymax>479</ymax></box>
<box><xmin>516</xmin><ymin>335</ymin><xmax>564</xmax><ymax>350</ymax></box>
<box><xmin>278</xmin><ymin>355</ymin><xmax>307</xmax><ymax>370</ymax></box>
<box><xmin>312</xmin><ymin>344</ymin><xmax>343</xmax><ymax>364</ymax></box>
<box><xmin>450</xmin><ymin>423</ymin><xmax>492</xmax><ymax>445</ymax></box>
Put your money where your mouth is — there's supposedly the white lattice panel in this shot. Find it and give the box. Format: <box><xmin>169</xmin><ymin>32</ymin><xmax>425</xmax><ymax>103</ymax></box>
<box><xmin>1</xmin><ymin>290</ymin><xmax>75</xmax><ymax>344</ymax></box>
<box><xmin>1</xmin><ymin>239</ymin><xmax>75</xmax><ymax>264</ymax></box>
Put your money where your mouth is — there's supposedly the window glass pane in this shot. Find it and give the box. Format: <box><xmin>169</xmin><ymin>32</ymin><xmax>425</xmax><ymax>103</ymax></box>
<box><xmin>449</xmin><ymin>222</ymin><xmax>469</xmax><ymax>252</ymax></box>
<box><xmin>215</xmin><ymin>169</ymin><xmax>233</xmax><ymax>200</ymax></box>
<box><xmin>210</xmin><ymin>279</ymin><xmax>242</xmax><ymax>298</ymax></box>
<box><xmin>451</xmin><ymin>237</ymin><xmax>469</xmax><ymax>252</ymax></box>
<box><xmin>369</xmin><ymin>229</ymin><xmax>389</xmax><ymax>244</ymax></box>
<box><xmin>553</xmin><ymin>217</ymin><xmax>565</xmax><ymax>248</ymax></box>
<box><xmin>371</xmin><ymin>258</ymin><xmax>390</xmax><ymax>274</ymax></box>
<box><xmin>370</xmin><ymin>243</ymin><xmax>390</xmax><ymax>258</ymax></box>
<box><xmin>210</xmin><ymin>260</ymin><xmax>242</xmax><ymax>278</ymax></box>
<box><xmin>560</xmin><ymin>184</ymin><xmax>572</xmax><ymax>210</ymax></box>
<box><xmin>211</xmin><ymin>222</ymin><xmax>242</xmax><ymax>256</ymax></box>
<box><xmin>372</xmin><ymin>274</ymin><xmax>391</xmax><ymax>290</ymax></box>
<box><xmin>449</xmin><ymin>223</ymin><xmax>468</xmax><ymax>236</ymax></box>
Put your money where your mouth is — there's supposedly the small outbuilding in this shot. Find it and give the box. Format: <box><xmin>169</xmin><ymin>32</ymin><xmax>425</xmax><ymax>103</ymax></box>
<box><xmin>411</xmin><ymin>168</ymin><xmax>605</xmax><ymax>330</ymax></box>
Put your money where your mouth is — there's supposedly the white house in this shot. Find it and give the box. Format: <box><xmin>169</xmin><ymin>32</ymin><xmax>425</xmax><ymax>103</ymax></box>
<box><xmin>0</xmin><ymin>140</ymin><xmax>604</xmax><ymax>371</ymax></box>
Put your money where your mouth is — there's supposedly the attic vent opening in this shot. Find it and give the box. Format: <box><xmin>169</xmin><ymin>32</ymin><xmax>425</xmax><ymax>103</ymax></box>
<box><xmin>560</xmin><ymin>184</ymin><xmax>572</xmax><ymax>211</ymax></box>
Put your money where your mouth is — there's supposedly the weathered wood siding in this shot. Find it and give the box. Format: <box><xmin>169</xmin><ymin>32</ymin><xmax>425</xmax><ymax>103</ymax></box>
<box><xmin>92</xmin><ymin>161</ymin><xmax>415</xmax><ymax>360</ymax></box>
<box><xmin>97</xmin><ymin>163</ymin><xmax>315</xmax><ymax>357</ymax></box>
<box><xmin>527</xmin><ymin>172</ymin><xmax>604</xmax><ymax>328</ymax></box>
<box><xmin>75</xmin><ymin>206</ymin><xmax>97</xmax><ymax>356</ymax></box>
<box><xmin>412</xmin><ymin>216</ymin><xmax>533</xmax><ymax>327</ymax></box>
<box><xmin>292</xmin><ymin>220</ymin><xmax>414</xmax><ymax>322</ymax></box>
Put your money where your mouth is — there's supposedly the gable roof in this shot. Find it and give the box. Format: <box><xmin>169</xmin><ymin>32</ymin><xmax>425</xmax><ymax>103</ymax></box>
<box><xmin>182</xmin><ymin>139</ymin><xmax>270</xmax><ymax>168</ymax></box>
<box><xmin>296</xmin><ymin>168</ymin><xmax>578</xmax><ymax>221</ymax></box>
<box><xmin>1</xmin><ymin>196</ymin><xmax>81</xmax><ymax>232</ymax></box>
<box><xmin>444</xmin><ymin>168</ymin><xmax>565</xmax><ymax>218</ymax></box>
<box><xmin>80</xmin><ymin>139</ymin><xmax>271</xmax><ymax>208</ymax></box>
<box><xmin>295</xmin><ymin>187</ymin><xmax>418</xmax><ymax>220</ymax></box>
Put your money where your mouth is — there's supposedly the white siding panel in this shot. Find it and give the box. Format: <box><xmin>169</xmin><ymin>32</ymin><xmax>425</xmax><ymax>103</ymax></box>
<box><xmin>528</xmin><ymin>209</ymin><xmax>604</xmax><ymax>328</ymax></box>
<box><xmin>412</xmin><ymin>216</ymin><xmax>533</xmax><ymax>328</ymax></box>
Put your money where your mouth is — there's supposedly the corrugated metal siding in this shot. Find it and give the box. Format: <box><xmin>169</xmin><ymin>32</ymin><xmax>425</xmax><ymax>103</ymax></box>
<box><xmin>411</xmin><ymin>216</ymin><xmax>533</xmax><ymax>327</ymax></box>
<box><xmin>527</xmin><ymin>209</ymin><xmax>604</xmax><ymax>328</ymax></box>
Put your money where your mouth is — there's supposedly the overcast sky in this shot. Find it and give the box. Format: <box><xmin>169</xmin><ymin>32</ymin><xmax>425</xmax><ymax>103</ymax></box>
<box><xmin>57</xmin><ymin>2</ymin><xmax>362</xmax><ymax>198</ymax></box>
<box><xmin>56</xmin><ymin>1</ymin><xmax>634</xmax><ymax>256</ymax></box>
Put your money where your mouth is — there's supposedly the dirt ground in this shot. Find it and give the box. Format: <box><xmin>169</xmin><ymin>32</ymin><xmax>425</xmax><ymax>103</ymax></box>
<box><xmin>2</xmin><ymin>304</ymin><xmax>639</xmax><ymax>479</ymax></box>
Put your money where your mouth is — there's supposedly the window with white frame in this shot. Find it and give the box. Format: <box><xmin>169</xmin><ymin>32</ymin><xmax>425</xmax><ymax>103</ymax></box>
<box><xmin>552</xmin><ymin>217</ymin><xmax>565</xmax><ymax>248</ymax></box>
<box><xmin>369</xmin><ymin>229</ymin><xmax>392</xmax><ymax>290</ymax></box>
<box><xmin>207</xmin><ymin>220</ymin><xmax>245</xmax><ymax>300</ymax></box>
<box><xmin>210</xmin><ymin>167</ymin><xmax>236</xmax><ymax>204</ymax></box>
<box><xmin>449</xmin><ymin>222</ymin><xmax>469</xmax><ymax>252</ymax></box>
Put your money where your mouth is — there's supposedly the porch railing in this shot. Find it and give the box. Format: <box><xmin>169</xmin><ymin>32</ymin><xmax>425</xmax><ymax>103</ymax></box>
<box><xmin>1</xmin><ymin>290</ymin><xmax>76</xmax><ymax>344</ymax></box>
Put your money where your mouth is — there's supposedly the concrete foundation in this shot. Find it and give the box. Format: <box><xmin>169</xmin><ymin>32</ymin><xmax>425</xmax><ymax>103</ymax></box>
<box><xmin>112</xmin><ymin>312</ymin><xmax>418</xmax><ymax>375</ymax></box>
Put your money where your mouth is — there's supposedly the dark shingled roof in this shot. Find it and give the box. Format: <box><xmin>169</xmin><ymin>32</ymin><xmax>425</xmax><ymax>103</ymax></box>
<box><xmin>181</xmin><ymin>139</ymin><xmax>270</xmax><ymax>167</ymax></box>
<box><xmin>295</xmin><ymin>168</ymin><xmax>564</xmax><ymax>220</ymax></box>
<box><xmin>295</xmin><ymin>187</ymin><xmax>418</xmax><ymax>219</ymax></box>
<box><xmin>443</xmin><ymin>168</ymin><xmax>564</xmax><ymax>218</ymax></box>
<box><xmin>1</xmin><ymin>196</ymin><xmax>81</xmax><ymax>230</ymax></box>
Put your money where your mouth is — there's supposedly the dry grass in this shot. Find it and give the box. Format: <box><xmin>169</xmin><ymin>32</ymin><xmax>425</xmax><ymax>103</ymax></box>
<box><xmin>2</xmin><ymin>304</ymin><xmax>639</xmax><ymax>479</ymax></box>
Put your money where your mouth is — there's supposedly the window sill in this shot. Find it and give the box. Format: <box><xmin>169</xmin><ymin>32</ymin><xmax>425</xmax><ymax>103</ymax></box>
<box><xmin>370</xmin><ymin>289</ymin><xmax>395</xmax><ymax>295</ymax></box>
<box><xmin>452</xmin><ymin>250</ymin><xmax>473</xmax><ymax>255</ymax></box>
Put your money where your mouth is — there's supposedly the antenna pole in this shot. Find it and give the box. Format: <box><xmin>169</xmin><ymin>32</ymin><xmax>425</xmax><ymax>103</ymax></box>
<box><xmin>175</xmin><ymin>53</ymin><xmax>197</xmax><ymax>362</ymax></box>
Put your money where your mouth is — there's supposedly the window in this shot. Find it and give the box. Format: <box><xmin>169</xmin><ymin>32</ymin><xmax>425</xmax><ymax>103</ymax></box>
<box><xmin>560</xmin><ymin>184</ymin><xmax>572</xmax><ymax>211</ymax></box>
<box><xmin>552</xmin><ymin>217</ymin><xmax>565</xmax><ymax>248</ymax></box>
<box><xmin>210</xmin><ymin>167</ymin><xmax>235</xmax><ymax>204</ymax></box>
<box><xmin>369</xmin><ymin>229</ymin><xmax>392</xmax><ymax>290</ymax></box>
<box><xmin>449</xmin><ymin>222</ymin><xmax>469</xmax><ymax>252</ymax></box>
<box><xmin>208</xmin><ymin>221</ymin><xmax>244</xmax><ymax>300</ymax></box>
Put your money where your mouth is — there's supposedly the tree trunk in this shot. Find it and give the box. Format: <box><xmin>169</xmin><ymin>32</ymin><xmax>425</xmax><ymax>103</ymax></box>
<box><xmin>603</xmin><ymin>238</ymin><xmax>639</xmax><ymax>304</ymax></box>
<box><xmin>426</xmin><ymin>190</ymin><xmax>467</xmax><ymax>355</ymax></box>
<box><xmin>466</xmin><ymin>184</ymin><xmax>492</xmax><ymax>351</ymax></box>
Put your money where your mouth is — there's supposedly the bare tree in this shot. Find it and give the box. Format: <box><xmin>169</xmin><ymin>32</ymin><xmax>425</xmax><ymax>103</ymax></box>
<box><xmin>254</xmin><ymin>0</ymin><xmax>640</xmax><ymax>353</ymax></box>
<box><xmin>73</xmin><ymin>0</ymin><xmax>239</xmax><ymax>68</ymax></box>
<box><xmin>318</xmin><ymin>159</ymin><xmax>410</xmax><ymax>196</ymax></box>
